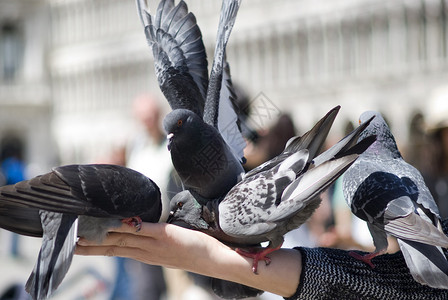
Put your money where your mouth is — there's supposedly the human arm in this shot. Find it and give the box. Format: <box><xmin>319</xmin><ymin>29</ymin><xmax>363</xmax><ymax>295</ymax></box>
<box><xmin>76</xmin><ymin>221</ymin><xmax>448</xmax><ymax>299</ymax></box>
<box><xmin>75</xmin><ymin>222</ymin><xmax>301</xmax><ymax>298</ymax></box>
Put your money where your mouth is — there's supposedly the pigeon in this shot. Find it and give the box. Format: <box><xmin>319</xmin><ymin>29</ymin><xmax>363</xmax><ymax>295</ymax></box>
<box><xmin>169</xmin><ymin>106</ymin><xmax>376</xmax><ymax>273</ymax></box>
<box><xmin>136</xmin><ymin>0</ymin><xmax>246</xmax><ymax>200</ymax></box>
<box><xmin>0</xmin><ymin>164</ymin><xmax>162</xmax><ymax>300</ymax></box>
<box><xmin>342</xmin><ymin>111</ymin><xmax>448</xmax><ymax>289</ymax></box>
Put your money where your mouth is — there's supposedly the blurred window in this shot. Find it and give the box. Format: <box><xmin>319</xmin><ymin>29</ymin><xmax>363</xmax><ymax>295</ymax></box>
<box><xmin>0</xmin><ymin>23</ymin><xmax>23</xmax><ymax>81</ymax></box>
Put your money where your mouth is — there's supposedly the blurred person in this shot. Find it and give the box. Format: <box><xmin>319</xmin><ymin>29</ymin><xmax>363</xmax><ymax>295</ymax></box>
<box><xmin>423</xmin><ymin>90</ymin><xmax>448</xmax><ymax>219</ymax></box>
<box><xmin>125</xmin><ymin>93</ymin><xmax>171</xmax><ymax>300</ymax></box>
<box><xmin>243</xmin><ymin>113</ymin><xmax>296</xmax><ymax>171</ymax></box>
<box><xmin>0</xmin><ymin>283</ymin><xmax>31</xmax><ymax>300</ymax></box>
<box><xmin>1</xmin><ymin>137</ymin><xmax>25</xmax><ymax>258</ymax></box>
<box><xmin>96</xmin><ymin>146</ymin><xmax>133</xmax><ymax>300</ymax></box>
<box><xmin>425</xmin><ymin>124</ymin><xmax>448</xmax><ymax>219</ymax></box>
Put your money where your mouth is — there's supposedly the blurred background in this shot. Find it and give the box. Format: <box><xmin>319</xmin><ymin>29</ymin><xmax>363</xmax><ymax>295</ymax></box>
<box><xmin>1</xmin><ymin>0</ymin><xmax>448</xmax><ymax>299</ymax></box>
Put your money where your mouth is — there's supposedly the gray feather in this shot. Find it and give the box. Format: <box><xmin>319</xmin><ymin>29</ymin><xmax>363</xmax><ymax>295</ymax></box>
<box><xmin>343</xmin><ymin>110</ymin><xmax>448</xmax><ymax>289</ymax></box>
<box><xmin>398</xmin><ymin>239</ymin><xmax>448</xmax><ymax>289</ymax></box>
<box><xmin>25</xmin><ymin>212</ymin><xmax>78</xmax><ymax>300</ymax></box>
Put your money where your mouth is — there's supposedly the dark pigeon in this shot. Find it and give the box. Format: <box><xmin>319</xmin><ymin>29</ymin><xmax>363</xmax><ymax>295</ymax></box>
<box><xmin>136</xmin><ymin>0</ymin><xmax>246</xmax><ymax>200</ymax></box>
<box><xmin>0</xmin><ymin>164</ymin><xmax>162</xmax><ymax>300</ymax></box>
<box><xmin>169</xmin><ymin>107</ymin><xmax>376</xmax><ymax>273</ymax></box>
<box><xmin>343</xmin><ymin>111</ymin><xmax>448</xmax><ymax>289</ymax></box>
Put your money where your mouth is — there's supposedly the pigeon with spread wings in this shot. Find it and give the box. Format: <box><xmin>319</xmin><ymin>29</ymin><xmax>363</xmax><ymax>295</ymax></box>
<box><xmin>343</xmin><ymin>111</ymin><xmax>448</xmax><ymax>289</ymax></box>
<box><xmin>0</xmin><ymin>164</ymin><xmax>162</xmax><ymax>300</ymax></box>
<box><xmin>169</xmin><ymin>106</ymin><xmax>376</xmax><ymax>273</ymax></box>
<box><xmin>136</xmin><ymin>0</ymin><xmax>245</xmax><ymax>200</ymax></box>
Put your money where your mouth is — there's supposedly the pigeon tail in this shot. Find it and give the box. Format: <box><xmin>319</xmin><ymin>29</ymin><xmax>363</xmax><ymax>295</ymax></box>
<box><xmin>313</xmin><ymin>115</ymin><xmax>375</xmax><ymax>166</ymax></box>
<box><xmin>398</xmin><ymin>239</ymin><xmax>448</xmax><ymax>289</ymax></box>
<box><xmin>244</xmin><ymin>105</ymin><xmax>340</xmax><ymax>178</ymax></box>
<box><xmin>25</xmin><ymin>212</ymin><xmax>78</xmax><ymax>300</ymax></box>
<box><xmin>211</xmin><ymin>278</ymin><xmax>264</xmax><ymax>299</ymax></box>
<box><xmin>285</xmin><ymin>105</ymin><xmax>340</xmax><ymax>160</ymax></box>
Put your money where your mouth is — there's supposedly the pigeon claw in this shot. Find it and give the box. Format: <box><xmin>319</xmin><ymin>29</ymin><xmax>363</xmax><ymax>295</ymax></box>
<box><xmin>122</xmin><ymin>217</ymin><xmax>143</xmax><ymax>232</ymax></box>
<box><xmin>349</xmin><ymin>249</ymin><xmax>386</xmax><ymax>269</ymax></box>
<box><xmin>235</xmin><ymin>244</ymin><xmax>282</xmax><ymax>274</ymax></box>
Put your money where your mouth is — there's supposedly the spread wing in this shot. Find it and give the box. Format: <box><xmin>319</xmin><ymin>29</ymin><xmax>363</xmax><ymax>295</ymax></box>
<box><xmin>203</xmin><ymin>0</ymin><xmax>245</xmax><ymax>162</ymax></box>
<box><xmin>136</xmin><ymin>0</ymin><xmax>208</xmax><ymax>116</ymax></box>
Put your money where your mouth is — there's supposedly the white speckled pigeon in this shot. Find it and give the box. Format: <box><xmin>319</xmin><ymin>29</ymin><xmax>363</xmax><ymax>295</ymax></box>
<box><xmin>0</xmin><ymin>164</ymin><xmax>162</xmax><ymax>300</ymax></box>
<box><xmin>136</xmin><ymin>0</ymin><xmax>246</xmax><ymax>200</ymax></box>
<box><xmin>169</xmin><ymin>107</ymin><xmax>376</xmax><ymax>273</ymax></box>
<box><xmin>343</xmin><ymin>111</ymin><xmax>448</xmax><ymax>289</ymax></box>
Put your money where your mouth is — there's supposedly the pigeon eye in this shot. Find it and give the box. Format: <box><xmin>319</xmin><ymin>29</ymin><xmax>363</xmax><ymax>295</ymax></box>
<box><xmin>177</xmin><ymin>202</ymin><xmax>183</xmax><ymax>208</ymax></box>
<box><xmin>177</xmin><ymin>119</ymin><xmax>183</xmax><ymax>127</ymax></box>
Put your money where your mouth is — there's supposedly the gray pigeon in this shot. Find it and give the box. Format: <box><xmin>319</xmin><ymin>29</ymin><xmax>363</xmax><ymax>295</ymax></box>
<box><xmin>169</xmin><ymin>107</ymin><xmax>376</xmax><ymax>273</ymax></box>
<box><xmin>343</xmin><ymin>111</ymin><xmax>448</xmax><ymax>289</ymax></box>
<box><xmin>0</xmin><ymin>164</ymin><xmax>162</xmax><ymax>300</ymax></box>
<box><xmin>136</xmin><ymin>0</ymin><xmax>246</xmax><ymax>200</ymax></box>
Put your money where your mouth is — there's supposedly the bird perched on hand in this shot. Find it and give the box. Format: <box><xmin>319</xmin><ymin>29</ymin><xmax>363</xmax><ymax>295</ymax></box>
<box><xmin>169</xmin><ymin>106</ymin><xmax>376</xmax><ymax>273</ymax></box>
<box><xmin>343</xmin><ymin>111</ymin><xmax>448</xmax><ymax>289</ymax></box>
<box><xmin>0</xmin><ymin>164</ymin><xmax>162</xmax><ymax>300</ymax></box>
<box><xmin>136</xmin><ymin>0</ymin><xmax>246</xmax><ymax>200</ymax></box>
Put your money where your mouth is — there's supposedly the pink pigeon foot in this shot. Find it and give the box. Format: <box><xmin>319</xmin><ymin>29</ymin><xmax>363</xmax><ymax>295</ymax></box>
<box><xmin>349</xmin><ymin>249</ymin><xmax>386</xmax><ymax>268</ymax></box>
<box><xmin>236</xmin><ymin>243</ymin><xmax>283</xmax><ymax>274</ymax></box>
<box><xmin>121</xmin><ymin>216</ymin><xmax>143</xmax><ymax>232</ymax></box>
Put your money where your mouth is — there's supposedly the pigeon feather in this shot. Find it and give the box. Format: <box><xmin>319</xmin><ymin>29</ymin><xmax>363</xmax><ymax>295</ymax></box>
<box><xmin>343</xmin><ymin>110</ymin><xmax>448</xmax><ymax>289</ymax></box>
<box><xmin>136</xmin><ymin>0</ymin><xmax>246</xmax><ymax>199</ymax></box>
<box><xmin>169</xmin><ymin>107</ymin><xmax>375</xmax><ymax>272</ymax></box>
<box><xmin>0</xmin><ymin>164</ymin><xmax>162</xmax><ymax>300</ymax></box>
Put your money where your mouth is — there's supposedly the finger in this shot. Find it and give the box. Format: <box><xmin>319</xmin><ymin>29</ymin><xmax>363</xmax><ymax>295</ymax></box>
<box><xmin>109</xmin><ymin>221</ymin><xmax>168</xmax><ymax>237</ymax></box>
<box><xmin>75</xmin><ymin>244</ymin><xmax>145</xmax><ymax>259</ymax></box>
<box><xmin>78</xmin><ymin>232</ymin><xmax>155</xmax><ymax>248</ymax></box>
<box><xmin>75</xmin><ymin>244</ymin><xmax>171</xmax><ymax>269</ymax></box>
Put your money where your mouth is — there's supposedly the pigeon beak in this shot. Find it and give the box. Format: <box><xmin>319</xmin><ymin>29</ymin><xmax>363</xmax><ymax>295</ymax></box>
<box><xmin>166</xmin><ymin>133</ymin><xmax>174</xmax><ymax>151</ymax></box>
<box><xmin>166</xmin><ymin>210</ymin><xmax>175</xmax><ymax>223</ymax></box>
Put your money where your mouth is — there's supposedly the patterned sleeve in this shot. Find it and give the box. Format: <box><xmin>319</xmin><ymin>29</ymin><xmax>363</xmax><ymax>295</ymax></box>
<box><xmin>285</xmin><ymin>220</ymin><xmax>448</xmax><ymax>300</ymax></box>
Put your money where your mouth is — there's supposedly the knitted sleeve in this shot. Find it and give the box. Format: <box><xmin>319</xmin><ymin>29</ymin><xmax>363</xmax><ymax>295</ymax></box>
<box><xmin>284</xmin><ymin>219</ymin><xmax>448</xmax><ymax>300</ymax></box>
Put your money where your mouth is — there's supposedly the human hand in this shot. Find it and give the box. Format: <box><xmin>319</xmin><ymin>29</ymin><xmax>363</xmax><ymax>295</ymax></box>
<box><xmin>75</xmin><ymin>222</ymin><xmax>301</xmax><ymax>297</ymax></box>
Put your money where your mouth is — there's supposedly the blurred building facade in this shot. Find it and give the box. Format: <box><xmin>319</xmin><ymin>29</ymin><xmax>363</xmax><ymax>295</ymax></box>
<box><xmin>0</xmin><ymin>0</ymin><xmax>448</xmax><ymax>166</ymax></box>
<box><xmin>0</xmin><ymin>0</ymin><xmax>55</xmax><ymax>176</ymax></box>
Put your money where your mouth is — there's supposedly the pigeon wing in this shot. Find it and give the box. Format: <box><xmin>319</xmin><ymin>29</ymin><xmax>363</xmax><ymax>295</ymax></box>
<box><xmin>383</xmin><ymin>198</ymin><xmax>448</xmax><ymax>247</ymax></box>
<box><xmin>55</xmin><ymin>165</ymin><xmax>162</xmax><ymax>221</ymax></box>
<box><xmin>270</xmin><ymin>154</ymin><xmax>359</xmax><ymax>223</ymax></box>
<box><xmin>0</xmin><ymin>165</ymin><xmax>162</xmax><ymax>221</ymax></box>
<box><xmin>203</xmin><ymin>0</ymin><xmax>241</xmax><ymax>126</ymax></box>
<box><xmin>0</xmin><ymin>201</ymin><xmax>42</xmax><ymax>237</ymax></box>
<box><xmin>216</xmin><ymin>60</ymin><xmax>246</xmax><ymax>163</ymax></box>
<box><xmin>398</xmin><ymin>239</ymin><xmax>448</xmax><ymax>289</ymax></box>
<box><xmin>25</xmin><ymin>211</ymin><xmax>78</xmax><ymax>300</ymax></box>
<box><xmin>202</xmin><ymin>0</ymin><xmax>245</xmax><ymax>163</ymax></box>
<box><xmin>219</xmin><ymin>151</ymin><xmax>309</xmax><ymax>238</ymax></box>
<box><xmin>136</xmin><ymin>0</ymin><xmax>208</xmax><ymax>116</ymax></box>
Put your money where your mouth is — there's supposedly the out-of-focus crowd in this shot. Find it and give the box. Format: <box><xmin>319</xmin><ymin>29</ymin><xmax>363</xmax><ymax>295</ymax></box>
<box><xmin>1</xmin><ymin>89</ymin><xmax>448</xmax><ymax>300</ymax></box>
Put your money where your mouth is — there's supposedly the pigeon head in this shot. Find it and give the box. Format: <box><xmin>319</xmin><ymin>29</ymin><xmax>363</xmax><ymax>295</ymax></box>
<box><xmin>163</xmin><ymin>109</ymin><xmax>204</xmax><ymax>151</ymax></box>
<box><xmin>167</xmin><ymin>190</ymin><xmax>208</xmax><ymax>230</ymax></box>
<box><xmin>359</xmin><ymin>111</ymin><xmax>401</xmax><ymax>158</ymax></box>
